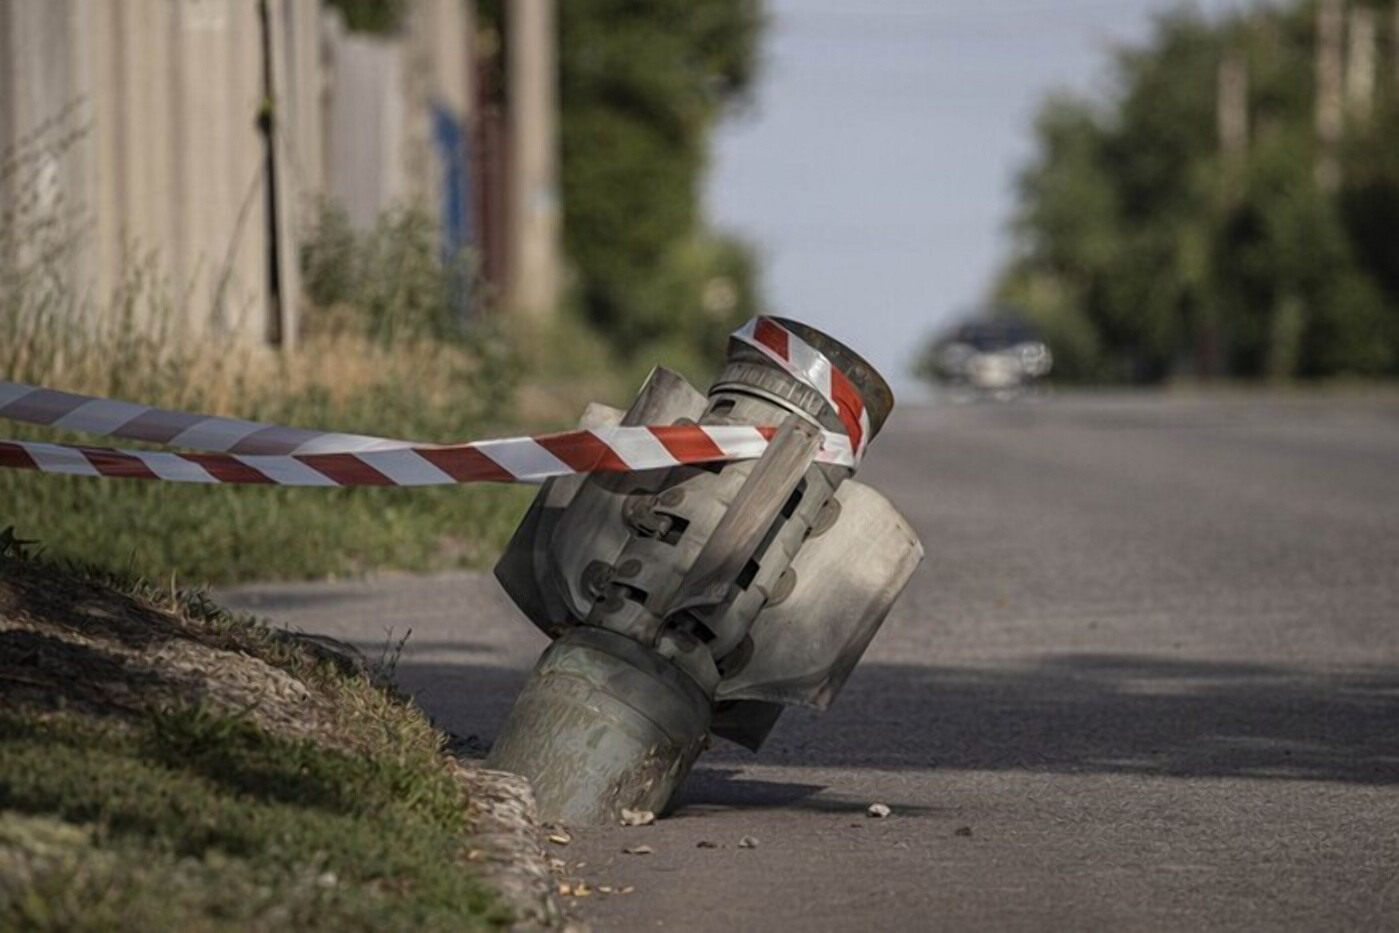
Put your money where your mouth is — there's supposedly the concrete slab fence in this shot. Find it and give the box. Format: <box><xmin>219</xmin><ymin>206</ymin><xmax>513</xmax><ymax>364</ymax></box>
<box><xmin>0</xmin><ymin>0</ymin><xmax>476</xmax><ymax>347</ymax></box>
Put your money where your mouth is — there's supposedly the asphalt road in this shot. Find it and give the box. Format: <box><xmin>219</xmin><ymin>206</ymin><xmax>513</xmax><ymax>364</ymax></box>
<box><xmin>221</xmin><ymin>393</ymin><xmax>1399</xmax><ymax>931</ymax></box>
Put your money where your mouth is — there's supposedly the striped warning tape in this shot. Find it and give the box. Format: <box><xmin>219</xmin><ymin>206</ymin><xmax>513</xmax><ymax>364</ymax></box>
<box><xmin>0</xmin><ymin>380</ymin><xmax>415</xmax><ymax>456</ymax></box>
<box><xmin>0</xmin><ymin>425</ymin><xmax>856</xmax><ymax>486</ymax></box>
<box><xmin>0</xmin><ymin>318</ymin><xmax>868</xmax><ymax>487</ymax></box>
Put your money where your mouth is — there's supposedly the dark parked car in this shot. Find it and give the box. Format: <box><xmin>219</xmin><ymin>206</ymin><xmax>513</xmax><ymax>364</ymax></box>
<box><xmin>930</xmin><ymin>318</ymin><xmax>1053</xmax><ymax>394</ymax></box>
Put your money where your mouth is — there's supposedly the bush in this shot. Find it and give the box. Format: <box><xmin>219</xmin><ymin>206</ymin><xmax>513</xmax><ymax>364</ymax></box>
<box><xmin>301</xmin><ymin>204</ymin><xmax>481</xmax><ymax>347</ymax></box>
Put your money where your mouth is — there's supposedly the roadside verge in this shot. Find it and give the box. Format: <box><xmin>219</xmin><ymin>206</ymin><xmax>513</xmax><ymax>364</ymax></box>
<box><xmin>0</xmin><ymin>529</ymin><xmax>558</xmax><ymax>930</ymax></box>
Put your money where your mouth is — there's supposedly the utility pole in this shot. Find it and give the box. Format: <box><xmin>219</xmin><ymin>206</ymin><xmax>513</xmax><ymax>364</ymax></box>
<box><xmin>1315</xmin><ymin>0</ymin><xmax>1345</xmax><ymax>190</ymax></box>
<box><xmin>1394</xmin><ymin>2</ymin><xmax>1399</xmax><ymax>90</ymax></box>
<box><xmin>1345</xmin><ymin>4</ymin><xmax>1376</xmax><ymax>125</ymax></box>
<box><xmin>1217</xmin><ymin>48</ymin><xmax>1249</xmax><ymax>176</ymax></box>
<box><xmin>1204</xmin><ymin>45</ymin><xmax>1249</xmax><ymax>381</ymax></box>
<box><xmin>258</xmin><ymin>0</ymin><xmax>298</xmax><ymax>352</ymax></box>
<box><xmin>505</xmin><ymin>0</ymin><xmax>561</xmax><ymax>320</ymax></box>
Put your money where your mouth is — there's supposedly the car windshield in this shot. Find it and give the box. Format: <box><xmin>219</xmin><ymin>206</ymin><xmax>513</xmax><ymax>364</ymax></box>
<box><xmin>955</xmin><ymin>322</ymin><xmax>1040</xmax><ymax>352</ymax></box>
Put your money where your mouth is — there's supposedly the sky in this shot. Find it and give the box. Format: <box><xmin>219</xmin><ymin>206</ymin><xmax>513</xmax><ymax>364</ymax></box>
<box><xmin>704</xmin><ymin>0</ymin><xmax>1261</xmax><ymax>399</ymax></box>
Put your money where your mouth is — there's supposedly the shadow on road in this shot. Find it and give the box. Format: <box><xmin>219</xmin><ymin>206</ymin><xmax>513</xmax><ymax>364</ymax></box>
<box><xmin>221</xmin><ymin>589</ymin><xmax>367</xmax><ymax>613</ymax></box>
<box><xmin>392</xmin><ymin>653</ymin><xmax>1399</xmax><ymax>788</ymax></box>
<box><xmin>726</xmin><ymin>654</ymin><xmax>1399</xmax><ymax>786</ymax></box>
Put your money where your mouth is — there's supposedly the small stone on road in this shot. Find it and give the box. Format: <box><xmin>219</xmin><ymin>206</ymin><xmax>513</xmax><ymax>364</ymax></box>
<box><xmin>619</xmin><ymin>808</ymin><xmax>656</xmax><ymax>827</ymax></box>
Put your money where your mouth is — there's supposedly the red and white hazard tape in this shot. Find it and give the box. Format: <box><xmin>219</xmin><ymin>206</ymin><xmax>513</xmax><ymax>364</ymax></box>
<box><xmin>0</xmin><ymin>425</ymin><xmax>855</xmax><ymax>486</ymax></box>
<box><xmin>0</xmin><ymin>380</ymin><xmax>416</xmax><ymax>456</ymax></box>
<box><xmin>0</xmin><ymin>318</ymin><xmax>868</xmax><ymax>487</ymax></box>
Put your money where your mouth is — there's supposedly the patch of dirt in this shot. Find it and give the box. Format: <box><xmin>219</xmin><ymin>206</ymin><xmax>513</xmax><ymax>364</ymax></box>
<box><xmin>0</xmin><ymin>558</ymin><xmax>339</xmax><ymax>744</ymax></box>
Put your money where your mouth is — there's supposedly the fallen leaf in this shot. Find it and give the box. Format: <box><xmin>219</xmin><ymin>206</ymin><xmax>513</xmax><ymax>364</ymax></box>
<box><xmin>622</xmin><ymin>844</ymin><xmax>653</xmax><ymax>855</ymax></box>
<box><xmin>696</xmin><ymin>840</ymin><xmax>718</xmax><ymax>849</ymax></box>
<box><xmin>738</xmin><ymin>836</ymin><xmax>759</xmax><ymax>849</ymax></box>
<box><xmin>867</xmin><ymin>803</ymin><xmax>892</xmax><ymax>819</ymax></box>
<box><xmin>547</xmin><ymin>832</ymin><xmax>573</xmax><ymax>846</ymax></box>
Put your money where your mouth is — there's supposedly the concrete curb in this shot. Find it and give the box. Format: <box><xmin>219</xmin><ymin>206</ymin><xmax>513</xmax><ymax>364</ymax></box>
<box><xmin>286</xmin><ymin>632</ymin><xmax>565</xmax><ymax>928</ymax></box>
<box><xmin>452</xmin><ymin>762</ymin><xmax>564</xmax><ymax>930</ymax></box>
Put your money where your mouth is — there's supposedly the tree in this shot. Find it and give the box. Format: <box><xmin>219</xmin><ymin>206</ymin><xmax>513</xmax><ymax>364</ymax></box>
<box><xmin>991</xmin><ymin>1</ymin><xmax>1399</xmax><ymax>383</ymax></box>
<box><xmin>555</xmin><ymin>0</ymin><xmax>764</xmax><ymax>358</ymax></box>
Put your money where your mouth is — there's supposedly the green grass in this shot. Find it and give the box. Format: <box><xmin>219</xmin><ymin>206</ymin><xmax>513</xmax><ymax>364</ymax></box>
<box><xmin>0</xmin><ymin>308</ymin><xmax>537</xmax><ymax>584</ymax></box>
<box><xmin>0</xmin><ymin>714</ymin><xmax>505</xmax><ymax>931</ymax></box>
<box><xmin>0</xmin><ymin>536</ymin><xmax>513</xmax><ymax>930</ymax></box>
<box><xmin>1</xmin><ymin>476</ymin><xmax>533</xmax><ymax>585</ymax></box>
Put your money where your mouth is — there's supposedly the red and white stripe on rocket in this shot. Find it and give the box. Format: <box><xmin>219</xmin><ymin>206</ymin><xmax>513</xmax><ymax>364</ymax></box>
<box><xmin>731</xmin><ymin>318</ymin><xmax>872</xmax><ymax>461</ymax></box>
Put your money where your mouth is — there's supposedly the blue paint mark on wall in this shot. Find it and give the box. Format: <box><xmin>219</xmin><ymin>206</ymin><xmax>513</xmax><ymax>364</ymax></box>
<box><xmin>432</xmin><ymin>100</ymin><xmax>471</xmax><ymax>321</ymax></box>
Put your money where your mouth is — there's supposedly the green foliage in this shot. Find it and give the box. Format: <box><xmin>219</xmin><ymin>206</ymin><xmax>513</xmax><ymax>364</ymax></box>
<box><xmin>302</xmin><ymin>204</ymin><xmax>482</xmax><ymax>347</ymax></box>
<box><xmin>323</xmin><ymin>0</ymin><xmax>408</xmax><ymax>35</ymax></box>
<box><xmin>991</xmin><ymin>1</ymin><xmax>1399</xmax><ymax>383</ymax></box>
<box><xmin>554</xmin><ymin>0</ymin><xmax>764</xmax><ymax>359</ymax></box>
